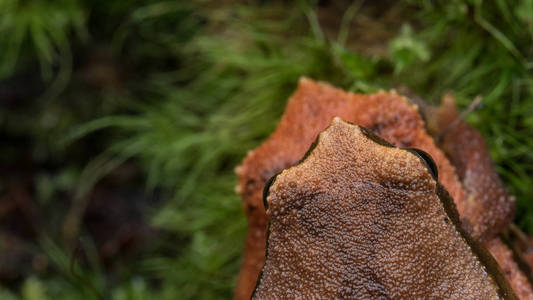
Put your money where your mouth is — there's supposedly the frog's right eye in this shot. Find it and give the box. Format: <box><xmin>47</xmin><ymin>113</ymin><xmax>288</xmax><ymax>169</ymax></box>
<box><xmin>406</xmin><ymin>148</ymin><xmax>439</xmax><ymax>180</ymax></box>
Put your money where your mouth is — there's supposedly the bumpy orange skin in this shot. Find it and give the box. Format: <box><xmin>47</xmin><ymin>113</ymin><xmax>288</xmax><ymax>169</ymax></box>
<box><xmin>253</xmin><ymin>119</ymin><xmax>515</xmax><ymax>299</ymax></box>
<box><xmin>487</xmin><ymin>239</ymin><xmax>533</xmax><ymax>300</ymax></box>
<box><xmin>235</xmin><ymin>78</ymin><xmax>466</xmax><ymax>299</ymax></box>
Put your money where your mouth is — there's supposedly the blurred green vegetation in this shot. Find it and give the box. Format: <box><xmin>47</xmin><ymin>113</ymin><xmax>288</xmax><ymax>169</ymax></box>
<box><xmin>0</xmin><ymin>0</ymin><xmax>532</xmax><ymax>299</ymax></box>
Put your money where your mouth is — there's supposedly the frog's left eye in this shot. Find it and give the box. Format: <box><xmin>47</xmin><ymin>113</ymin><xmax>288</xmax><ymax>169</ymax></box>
<box><xmin>406</xmin><ymin>148</ymin><xmax>439</xmax><ymax>180</ymax></box>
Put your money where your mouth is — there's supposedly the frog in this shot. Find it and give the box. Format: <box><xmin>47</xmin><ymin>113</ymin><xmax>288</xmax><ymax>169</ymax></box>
<box><xmin>253</xmin><ymin>118</ymin><xmax>516</xmax><ymax>299</ymax></box>
<box><xmin>234</xmin><ymin>78</ymin><xmax>529</xmax><ymax>299</ymax></box>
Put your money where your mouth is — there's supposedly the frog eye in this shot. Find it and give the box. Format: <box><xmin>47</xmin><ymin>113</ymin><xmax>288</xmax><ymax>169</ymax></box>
<box><xmin>262</xmin><ymin>173</ymin><xmax>280</xmax><ymax>210</ymax></box>
<box><xmin>406</xmin><ymin>148</ymin><xmax>439</xmax><ymax>180</ymax></box>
